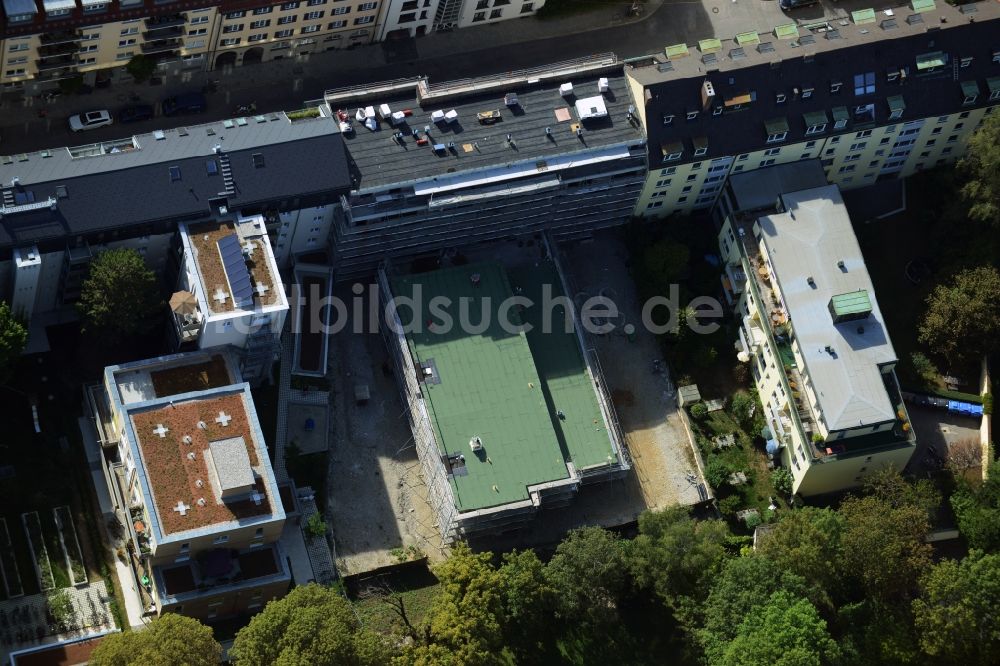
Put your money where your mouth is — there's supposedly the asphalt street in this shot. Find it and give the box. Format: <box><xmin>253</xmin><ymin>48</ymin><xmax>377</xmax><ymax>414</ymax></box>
<box><xmin>0</xmin><ymin>0</ymin><xmax>876</xmax><ymax>154</ymax></box>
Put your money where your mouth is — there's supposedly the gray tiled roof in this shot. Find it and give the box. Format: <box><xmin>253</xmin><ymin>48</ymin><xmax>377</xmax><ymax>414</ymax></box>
<box><xmin>0</xmin><ymin>115</ymin><xmax>352</xmax><ymax>249</ymax></box>
<box><xmin>339</xmin><ymin>71</ymin><xmax>644</xmax><ymax>192</ymax></box>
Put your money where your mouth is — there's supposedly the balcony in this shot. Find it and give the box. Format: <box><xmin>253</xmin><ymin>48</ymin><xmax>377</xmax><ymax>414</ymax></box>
<box><xmin>35</xmin><ymin>55</ymin><xmax>78</xmax><ymax>71</ymax></box>
<box><xmin>144</xmin><ymin>13</ymin><xmax>186</xmax><ymax>29</ymax></box>
<box><xmin>35</xmin><ymin>67</ymin><xmax>79</xmax><ymax>81</ymax></box>
<box><xmin>38</xmin><ymin>41</ymin><xmax>78</xmax><ymax>57</ymax></box>
<box><xmin>39</xmin><ymin>31</ymin><xmax>82</xmax><ymax>45</ymax></box>
<box><xmin>154</xmin><ymin>543</ymin><xmax>289</xmax><ymax>605</ymax></box>
<box><xmin>143</xmin><ymin>25</ymin><xmax>183</xmax><ymax>39</ymax></box>
<box><xmin>141</xmin><ymin>38</ymin><xmax>182</xmax><ymax>54</ymax></box>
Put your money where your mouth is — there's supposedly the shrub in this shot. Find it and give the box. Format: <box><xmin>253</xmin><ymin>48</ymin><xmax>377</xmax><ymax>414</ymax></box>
<box><xmin>287</xmin><ymin>107</ymin><xmax>321</xmax><ymax>120</ymax></box>
<box><xmin>690</xmin><ymin>402</ymin><xmax>708</xmax><ymax>420</ymax></box>
<box><xmin>729</xmin><ymin>391</ymin><xmax>755</xmax><ymax>429</ymax></box>
<box><xmin>984</xmin><ymin>392</ymin><xmax>994</xmax><ymax>416</ymax></box>
<box><xmin>305</xmin><ymin>512</ymin><xmax>327</xmax><ymax>540</ymax></box>
<box><xmin>771</xmin><ymin>468</ymin><xmax>794</xmax><ymax>496</ymax></box>
<box><xmin>744</xmin><ymin>512</ymin><xmax>762</xmax><ymax>529</ymax></box>
<box><xmin>718</xmin><ymin>495</ymin><xmax>742</xmax><ymax>517</ymax></box>
<box><xmin>811</xmin><ymin>433</ymin><xmax>825</xmax><ymax>444</ymax></box>
<box><xmin>47</xmin><ymin>590</ymin><xmax>74</xmax><ymax>630</ymax></box>
<box><xmin>911</xmin><ymin>351</ymin><xmax>939</xmax><ymax>385</ymax></box>
<box><xmin>705</xmin><ymin>459</ymin><xmax>731</xmax><ymax>489</ymax></box>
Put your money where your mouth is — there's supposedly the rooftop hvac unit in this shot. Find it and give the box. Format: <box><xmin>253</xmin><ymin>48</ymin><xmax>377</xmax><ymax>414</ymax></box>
<box><xmin>559</xmin><ymin>82</ymin><xmax>574</xmax><ymax>97</ymax></box>
<box><xmin>469</xmin><ymin>436</ymin><xmax>483</xmax><ymax>452</ymax></box>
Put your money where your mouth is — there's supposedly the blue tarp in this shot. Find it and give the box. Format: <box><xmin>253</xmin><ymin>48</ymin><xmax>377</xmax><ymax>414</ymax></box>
<box><xmin>947</xmin><ymin>400</ymin><xmax>984</xmax><ymax>417</ymax></box>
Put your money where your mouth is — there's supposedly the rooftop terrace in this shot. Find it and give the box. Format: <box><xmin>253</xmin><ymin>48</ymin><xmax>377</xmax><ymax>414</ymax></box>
<box><xmin>112</xmin><ymin>353</ymin><xmax>235</xmax><ymax>405</ymax></box>
<box><xmin>337</xmin><ymin>69</ymin><xmax>643</xmax><ymax>192</ymax></box>
<box><xmin>391</xmin><ymin>260</ymin><xmax>616</xmax><ymax>511</ymax></box>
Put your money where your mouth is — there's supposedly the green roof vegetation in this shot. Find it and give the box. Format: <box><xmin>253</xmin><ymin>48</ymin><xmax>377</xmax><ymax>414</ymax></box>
<box><xmin>392</xmin><ymin>261</ymin><xmax>613</xmax><ymax>512</ymax></box>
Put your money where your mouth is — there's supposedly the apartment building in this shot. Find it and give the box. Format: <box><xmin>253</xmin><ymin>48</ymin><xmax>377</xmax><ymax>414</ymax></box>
<box><xmin>716</xmin><ymin>168</ymin><xmax>916</xmax><ymax>496</ymax></box>
<box><xmin>175</xmin><ymin>215</ymin><xmax>289</xmax><ymax>383</ymax></box>
<box><xmin>0</xmin><ymin>111</ymin><xmax>352</xmax><ymax>353</ymax></box>
<box><xmin>624</xmin><ymin>0</ymin><xmax>1000</xmax><ymax>219</ymax></box>
<box><xmin>379</xmin><ymin>256</ymin><xmax>628</xmax><ymax>539</ymax></box>
<box><xmin>324</xmin><ymin>57</ymin><xmax>647</xmax><ymax>277</ymax></box>
<box><xmin>100</xmin><ymin>351</ymin><xmax>289</xmax><ymax>620</ymax></box>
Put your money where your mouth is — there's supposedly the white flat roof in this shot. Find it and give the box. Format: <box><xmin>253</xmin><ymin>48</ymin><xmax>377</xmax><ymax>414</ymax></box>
<box><xmin>759</xmin><ymin>185</ymin><xmax>897</xmax><ymax>431</ymax></box>
<box><xmin>575</xmin><ymin>95</ymin><xmax>609</xmax><ymax>121</ymax></box>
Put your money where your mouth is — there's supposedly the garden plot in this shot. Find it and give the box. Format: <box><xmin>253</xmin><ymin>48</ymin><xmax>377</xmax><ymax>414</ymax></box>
<box><xmin>54</xmin><ymin>506</ymin><xmax>88</xmax><ymax>586</ymax></box>
<box><xmin>0</xmin><ymin>517</ymin><xmax>24</xmax><ymax>599</ymax></box>
<box><xmin>20</xmin><ymin>512</ymin><xmax>55</xmax><ymax>592</ymax></box>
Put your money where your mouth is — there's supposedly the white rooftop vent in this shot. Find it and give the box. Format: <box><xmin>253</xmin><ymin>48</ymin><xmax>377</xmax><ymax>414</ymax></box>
<box><xmin>469</xmin><ymin>436</ymin><xmax>484</xmax><ymax>452</ymax></box>
<box><xmin>195</xmin><ymin>479</ymin><xmax>204</xmax><ymax>488</ymax></box>
<box><xmin>196</xmin><ymin>497</ymin><xmax>206</xmax><ymax>506</ymax></box>
<box><xmin>598</xmin><ymin>77</ymin><xmax>609</xmax><ymax>93</ymax></box>
<box><xmin>559</xmin><ymin>82</ymin><xmax>574</xmax><ymax>97</ymax></box>
<box><xmin>153</xmin><ymin>130</ymin><xmax>165</xmax><ymax>141</ymax></box>
<box><xmin>378</xmin><ymin>103</ymin><xmax>391</xmax><ymax>119</ymax></box>
<box><xmin>575</xmin><ymin>96</ymin><xmax>608</xmax><ymax>121</ymax></box>
<box><xmin>186</xmin><ymin>451</ymin><xmax>196</xmax><ymax>460</ymax></box>
<box><xmin>182</xmin><ymin>435</ymin><xmax>193</xmax><ymax>445</ymax></box>
<box><xmin>197</xmin><ymin>420</ymin><xmax>208</xmax><ymax>430</ymax></box>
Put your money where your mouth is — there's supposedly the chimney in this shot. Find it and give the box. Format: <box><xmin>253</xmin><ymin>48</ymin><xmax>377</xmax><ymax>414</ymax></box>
<box><xmin>701</xmin><ymin>80</ymin><xmax>716</xmax><ymax>111</ymax></box>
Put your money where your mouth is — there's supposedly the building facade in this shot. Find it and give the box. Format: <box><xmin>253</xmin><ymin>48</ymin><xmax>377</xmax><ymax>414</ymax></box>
<box><xmin>716</xmin><ymin>174</ymin><xmax>916</xmax><ymax>496</ymax></box>
<box><xmin>99</xmin><ymin>351</ymin><xmax>289</xmax><ymax>621</ymax></box>
<box><xmin>624</xmin><ymin>0</ymin><xmax>1000</xmax><ymax>219</ymax></box>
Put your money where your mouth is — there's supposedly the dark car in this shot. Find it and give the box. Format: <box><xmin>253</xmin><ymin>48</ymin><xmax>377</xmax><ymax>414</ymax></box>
<box><xmin>779</xmin><ymin>0</ymin><xmax>819</xmax><ymax>9</ymax></box>
<box><xmin>161</xmin><ymin>92</ymin><xmax>207</xmax><ymax>117</ymax></box>
<box><xmin>118</xmin><ymin>104</ymin><xmax>154</xmax><ymax>123</ymax></box>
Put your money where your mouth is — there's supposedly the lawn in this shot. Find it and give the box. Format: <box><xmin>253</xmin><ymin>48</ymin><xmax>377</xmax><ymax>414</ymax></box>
<box><xmin>347</xmin><ymin>562</ymin><xmax>440</xmax><ymax>636</ymax></box>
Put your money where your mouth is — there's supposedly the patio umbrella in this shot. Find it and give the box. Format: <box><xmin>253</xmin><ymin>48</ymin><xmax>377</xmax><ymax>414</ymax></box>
<box><xmin>169</xmin><ymin>290</ymin><xmax>198</xmax><ymax>315</ymax></box>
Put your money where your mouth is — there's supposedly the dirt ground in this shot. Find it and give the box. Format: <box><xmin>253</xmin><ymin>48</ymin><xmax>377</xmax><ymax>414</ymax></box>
<box><xmin>560</xmin><ymin>232</ymin><xmax>706</xmax><ymax>511</ymax></box>
<box><xmin>324</xmin><ymin>285</ymin><xmax>445</xmax><ymax>576</ymax></box>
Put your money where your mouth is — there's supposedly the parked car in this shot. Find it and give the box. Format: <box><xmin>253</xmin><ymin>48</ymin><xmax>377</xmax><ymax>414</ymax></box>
<box><xmin>118</xmin><ymin>104</ymin><xmax>154</xmax><ymax>123</ymax></box>
<box><xmin>68</xmin><ymin>109</ymin><xmax>113</xmax><ymax>132</ymax></box>
<box><xmin>779</xmin><ymin>0</ymin><xmax>819</xmax><ymax>9</ymax></box>
<box><xmin>161</xmin><ymin>92</ymin><xmax>207</xmax><ymax>117</ymax></box>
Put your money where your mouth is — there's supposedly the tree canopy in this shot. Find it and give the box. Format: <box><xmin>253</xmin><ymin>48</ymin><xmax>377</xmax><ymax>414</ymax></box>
<box><xmin>918</xmin><ymin>265</ymin><xmax>1000</xmax><ymax>366</ymax></box>
<box><xmin>0</xmin><ymin>300</ymin><xmax>27</xmax><ymax>383</ymax></box>
<box><xmin>960</xmin><ymin>110</ymin><xmax>1000</xmax><ymax>226</ymax></box>
<box><xmin>78</xmin><ymin>248</ymin><xmax>162</xmax><ymax>346</ymax></box>
<box><xmin>90</xmin><ymin>613</ymin><xmax>221</xmax><ymax>666</ymax></box>
<box><xmin>230</xmin><ymin>584</ymin><xmax>388</xmax><ymax>666</ymax></box>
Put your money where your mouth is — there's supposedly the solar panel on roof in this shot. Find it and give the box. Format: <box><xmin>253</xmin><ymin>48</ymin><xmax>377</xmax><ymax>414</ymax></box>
<box><xmin>217</xmin><ymin>233</ymin><xmax>254</xmax><ymax>307</ymax></box>
<box><xmin>799</xmin><ymin>34</ymin><xmax>816</xmax><ymax>45</ymax></box>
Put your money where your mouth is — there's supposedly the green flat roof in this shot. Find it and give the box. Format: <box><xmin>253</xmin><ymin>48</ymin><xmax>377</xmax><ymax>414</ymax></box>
<box><xmin>911</xmin><ymin>0</ymin><xmax>935</xmax><ymax>12</ymax></box>
<box><xmin>736</xmin><ymin>31</ymin><xmax>760</xmax><ymax>46</ymax></box>
<box><xmin>699</xmin><ymin>38</ymin><xmax>722</xmax><ymax>54</ymax></box>
<box><xmin>831</xmin><ymin>290</ymin><xmax>873</xmax><ymax>316</ymax></box>
<box><xmin>508</xmin><ymin>263</ymin><xmax>616</xmax><ymax>472</ymax></box>
<box><xmin>392</xmin><ymin>261</ymin><xmax>611</xmax><ymax>512</ymax></box>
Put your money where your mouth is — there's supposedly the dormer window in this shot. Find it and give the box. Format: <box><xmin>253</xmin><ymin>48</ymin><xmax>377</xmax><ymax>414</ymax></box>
<box><xmin>960</xmin><ymin>81</ymin><xmax>980</xmax><ymax>106</ymax></box>
<box><xmin>661</xmin><ymin>141</ymin><xmax>683</xmax><ymax>162</ymax></box>
<box><xmin>712</xmin><ymin>106</ymin><xmax>723</xmax><ymax>116</ymax></box>
<box><xmin>830</xmin><ymin>81</ymin><xmax>842</xmax><ymax>94</ymax></box>
<box><xmin>686</xmin><ymin>110</ymin><xmax>698</xmax><ymax>120</ymax></box>
<box><xmin>765</xmin><ymin>117</ymin><xmax>788</xmax><ymax>143</ymax></box>
<box><xmin>801</xmin><ymin>87</ymin><xmax>814</xmax><ymax>99</ymax></box>
<box><xmin>776</xmin><ymin>92</ymin><xmax>786</xmax><ymax>104</ymax></box>
<box><xmin>887</xmin><ymin>95</ymin><xmax>905</xmax><ymax>120</ymax></box>
<box><xmin>662</xmin><ymin>113</ymin><xmax>674</xmax><ymax>126</ymax></box>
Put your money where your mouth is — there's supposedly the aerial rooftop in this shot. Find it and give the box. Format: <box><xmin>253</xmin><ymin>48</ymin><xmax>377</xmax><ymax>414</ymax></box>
<box><xmin>629</xmin><ymin>1</ymin><xmax>1000</xmax><ymax>164</ymax></box>
<box><xmin>390</xmin><ymin>261</ymin><xmax>617</xmax><ymax>511</ymax></box>
<box><xmin>336</xmin><ymin>69</ymin><xmax>643</xmax><ymax>192</ymax></box>
<box><xmin>758</xmin><ymin>185</ymin><xmax>897</xmax><ymax>431</ymax></box>
<box><xmin>0</xmin><ymin>112</ymin><xmax>351</xmax><ymax>249</ymax></box>
<box><xmin>107</xmin><ymin>352</ymin><xmax>283</xmax><ymax>540</ymax></box>
<box><xmin>182</xmin><ymin>217</ymin><xmax>282</xmax><ymax>315</ymax></box>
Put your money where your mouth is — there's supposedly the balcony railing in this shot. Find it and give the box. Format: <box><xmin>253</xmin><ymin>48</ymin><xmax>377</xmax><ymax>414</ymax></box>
<box><xmin>141</xmin><ymin>39</ymin><xmax>182</xmax><ymax>54</ymax></box>
<box><xmin>39</xmin><ymin>31</ymin><xmax>82</xmax><ymax>45</ymax></box>
<box><xmin>35</xmin><ymin>55</ymin><xmax>78</xmax><ymax>71</ymax></box>
<box><xmin>143</xmin><ymin>25</ymin><xmax>183</xmax><ymax>39</ymax></box>
<box><xmin>38</xmin><ymin>41</ymin><xmax>78</xmax><ymax>57</ymax></box>
<box><xmin>144</xmin><ymin>13</ymin><xmax>186</xmax><ymax>29</ymax></box>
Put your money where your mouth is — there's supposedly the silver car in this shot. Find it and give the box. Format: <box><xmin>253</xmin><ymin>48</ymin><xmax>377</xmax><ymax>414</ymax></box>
<box><xmin>68</xmin><ymin>109</ymin><xmax>113</xmax><ymax>132</ymax></box>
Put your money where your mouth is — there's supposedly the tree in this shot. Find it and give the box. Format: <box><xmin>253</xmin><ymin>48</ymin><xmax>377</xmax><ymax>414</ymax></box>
<box><xmin>755</xmin><ymin>507</ymin><xmax>844</xmax><ymax>604</ymax></box>
<box><xmin>0</xmin><ymin>300</ymin><xmax>27</xmax><ymax>384</ymax></box>
<box><xmin>913</xmin><ymin>551</ymin><xmax>1000</xmax><ymax>665</ymax></box>
<box><xmin>770</xmin><ymin>468</ymin><xmax>793</xmax><ymax>496</ymax></box>
<box><xmin>947</xmin><ymin>438</ymin><xmax>984</xmax><ymax>477</ymax></box>
<box><xmin>839</xmin><ymin>496</ymin><xmax>932</xmax><ymax>605</ymax></box>
<box><xmin>718</xmin><ymin>590</ymin><xmax>840</xmax><ymax>666</ymax></box>
<box><xmin>960</xmin><ymin>111</ymin><xmax>1000</xmax><ymax>226</ymax></box>
<box><xmin>629</xmin><ymin>506</ymin><xmax>730</xmax><ymax>605</ymax></box>
<box><xmin>861</xmin><ymin>467</ymin><xmax>941</xmax><ymax>521</ymax></box>
<box><xmin>545</xmin><ymin>526</ymin><xmax>629</xmax><ymax>627</ymax></box>
<box><xmin>495</xmin><ymin>549</ymin><xmax>559</xmax><ymax>662</ymax></box>
<box><xmin>698</xmin><ymin>556</ymin><xmax>812</xmax><ymax>664</ymax></box>
<box><xmin>126</xmin><ymin>54</ymin><xmax>156</xmax><ymax>82</ymax></box>
<box><xmin>91</xmin><ymin>613</ymin><xmax>221</xmax><ymax>666</ymax></box>
<box><xmin>401</xmin><ymin>543</ymin><xmax>505</xmax><ymax>666</ymax></box>
<box><xmin>78</xmin><ymin>248</ymin><xmax>161</xmax><ymax>346</ymax></box>
<box><xmin>230</xmin><ymin>584</ymin><xmax>388</xmax><ymax>666</ymax></box>
<box><xmin>918</xmin><ymin>266</ymin><xmax>1000</xmax><ymax>366</ymax></box>
<box><xmin>951</xmin><ymin>470</ymin><xmax>1000</xmax><ymax>552</ymax></box>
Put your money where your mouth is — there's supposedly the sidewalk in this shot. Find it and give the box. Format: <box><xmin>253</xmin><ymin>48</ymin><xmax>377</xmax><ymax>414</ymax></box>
<box><xmin>0</xmin><ymin>1</ymin><xmax>663</xmax><ymax>153</ymax></box>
